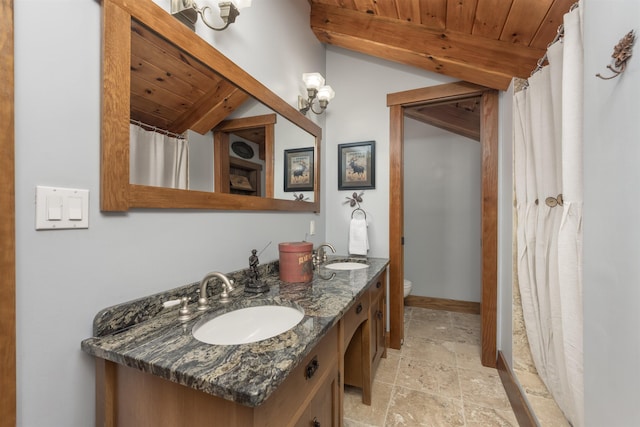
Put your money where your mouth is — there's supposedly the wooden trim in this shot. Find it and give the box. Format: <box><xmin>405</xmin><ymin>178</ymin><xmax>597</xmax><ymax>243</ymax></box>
<box><xmin>127</xmin><ymin>185</ymin><xmax>318</xmax><ymax>211</ymax></box>
<box><xmin>387</xmin><ymin>81</ymin><xmax>487</xmax><ymax>107</ymax></box>
<box><xmin>480</xmin><ymin>90</ymin><xmax>499</xmax><ymax>368</ymax></box>
<box><xmin>95</xmin><ymin>359</ymin><xmax>118</xmax><ymax>427</ymax></box>
<box><xmin>388</xmin><ymin>104</ymin><xmax>404</xmax><ymax>350</ymax></box>
<box><xmin>404</xmin><ymin>296</ymin><xmax>481</xmax><ymax>315</ymax></box>
<box><xmin>101</xmin><ymin>0</ymin><xmax>131</xmax><ymax>211</ymax></box>
<box><xmin>497</xmin><ymin>351</ymin><xmax>538</xmax><ymax>427</ymax></box>
<box><xmin>264</xmin><ymin>122</ymin><xmax>275</xmax><ymax>199</ymax></box>
<box><xmin>215</xmin><ymin>113</ymin><xmax>277</xmax><ymax>131</ymax></box>
<box><xmin>0</xmin><ymin>0</ymin><xmax>16</xmax><ymax>425</ymax></box>
<box><xmin>213</xmin><ymin>114</ymin><xmax>276</xmax><ymax>198</ymax></box>
<box><xmin>387</xmin><ymin>81</ymin><xmax>498</xmax><ymax>367</ymax></box>
<box><xmin>213</xmin><ymin>131</ymin><xmax>230</xmax><ymax>193</ymax></box>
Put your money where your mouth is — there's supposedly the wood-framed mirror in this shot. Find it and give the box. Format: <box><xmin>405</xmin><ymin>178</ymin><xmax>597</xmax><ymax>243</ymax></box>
<box><xmin>101</xmin><ymin>0</ymin><xmax>321</xmax><ymax>212</ymax></box>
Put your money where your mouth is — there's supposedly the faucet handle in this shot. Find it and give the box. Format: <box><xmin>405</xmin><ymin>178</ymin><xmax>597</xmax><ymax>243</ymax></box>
<box><xmin>178</xmin><ymin>297</ymin><xmax>192</xmax><ymax>322</ymax></box>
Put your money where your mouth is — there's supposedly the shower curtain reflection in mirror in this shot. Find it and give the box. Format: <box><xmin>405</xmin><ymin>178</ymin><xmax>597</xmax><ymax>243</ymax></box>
<box><xmin>130</xmin><ymin>123</ymin><xmax>189</xmax><ymax>189</ymax></box>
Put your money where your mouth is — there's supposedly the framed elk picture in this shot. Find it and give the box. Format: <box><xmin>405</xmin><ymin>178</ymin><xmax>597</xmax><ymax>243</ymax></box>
<box><xmin>338</xmin><ymin>141</ymin><xmax>375</xmax><ymax>190</ymax></box>
<box><xmin>284</xmin><ymin>147</ymin><xmax>314</xmax><ymax>192</ymax></box>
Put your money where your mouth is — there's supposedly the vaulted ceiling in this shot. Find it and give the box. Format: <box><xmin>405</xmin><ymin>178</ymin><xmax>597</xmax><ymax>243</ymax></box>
<box><xmin>309</xmin><ymin>0</ymin><xmax>576</xmax><ymax>91</ymax></box>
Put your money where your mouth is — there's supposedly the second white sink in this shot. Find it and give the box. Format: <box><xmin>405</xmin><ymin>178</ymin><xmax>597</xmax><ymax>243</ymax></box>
<box><xmin>192</xmin><ymin>304</ymin><xmax>304</xmax><ymax>345</ymax></box>
<box><xmin>325</xmin><ymin>262</ymin><xmax>368</xmax><ymax>270</ymax></box>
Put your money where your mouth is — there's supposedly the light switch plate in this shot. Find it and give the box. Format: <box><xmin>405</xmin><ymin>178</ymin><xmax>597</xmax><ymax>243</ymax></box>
<box><xmin>35</xmin><ymin>186</ymin><xmax>89</xmax><ymax>230</ymax></box>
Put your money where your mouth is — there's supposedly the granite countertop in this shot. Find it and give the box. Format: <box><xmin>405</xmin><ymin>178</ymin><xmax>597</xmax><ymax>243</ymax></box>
<box><xmin>81</xmin><ymin>256</ymin><xmax>389</xmax><ymax>407</ymax></box>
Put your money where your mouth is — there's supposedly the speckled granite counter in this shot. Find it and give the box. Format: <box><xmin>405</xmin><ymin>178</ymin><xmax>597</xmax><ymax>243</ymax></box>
<box><xmin>81</xmin><ymin>256</ymin><xmax>388</xmax><ymax>408</ymax></box>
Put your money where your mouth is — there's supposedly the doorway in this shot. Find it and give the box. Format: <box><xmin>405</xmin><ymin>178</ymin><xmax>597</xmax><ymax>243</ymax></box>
<box><xmin>387</xmin><ymin>81</ymin><xmax>498</xmax><ymax>367</ymax></box>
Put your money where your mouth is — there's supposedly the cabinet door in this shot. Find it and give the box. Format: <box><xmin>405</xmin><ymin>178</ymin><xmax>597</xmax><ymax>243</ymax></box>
<box><xmin>294</xmin><ymin>371</ymin><xmax>339</xmax><ymax>427</ymax></box>
<box><xmin>369</xmin><ymin>277</ymin><xmax>386</xmax><ymax>368</ymax></box>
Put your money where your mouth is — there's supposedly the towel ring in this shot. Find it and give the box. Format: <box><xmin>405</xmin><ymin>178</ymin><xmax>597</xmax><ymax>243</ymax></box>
<box><xmin>351</xmin><ymin>208</ymin><xmax>366</xmax><ymax>219</ymax></box>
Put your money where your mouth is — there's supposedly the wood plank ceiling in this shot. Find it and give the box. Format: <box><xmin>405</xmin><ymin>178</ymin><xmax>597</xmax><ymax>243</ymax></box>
<box><xmin>309</xmin><ymin>0</ymin><xmax>577</xmax><ymax>91</ymax></box>
<box><xmin>130</xmin><ymin>20</ymin><xmax>249</xmax><ymax>134</ymax></box>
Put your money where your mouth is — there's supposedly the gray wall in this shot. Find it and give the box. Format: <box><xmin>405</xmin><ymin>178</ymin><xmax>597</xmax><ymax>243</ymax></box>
<box><xmin>583</xmin><ymin>0</ymin><xmax>640</xmax><ymax>425</ymax></box>
<box><xmin>324</xmin><ymin>47</ymin><xmax>455</xmax><ymax>257</ymax></box>
<box><xmin>403</xmin><ymin>121</ymin><xmax>482</xmax><ymax>302</ymax></box>
<box><xmin>14</xmin><ymin>1</ymin><xmax>325</xmax><ymax>425</ymax></box>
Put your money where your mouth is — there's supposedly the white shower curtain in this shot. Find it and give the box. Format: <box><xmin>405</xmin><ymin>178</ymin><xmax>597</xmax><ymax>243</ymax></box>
<box><xmin>513</xmin><ymin>4</ymin><xmax>583</xmax><ymax>426</ymax></box>
<box><xmin>130</xmin><ymin>124</ymin><xmax>189</xmax><ymax>189</ymax></box>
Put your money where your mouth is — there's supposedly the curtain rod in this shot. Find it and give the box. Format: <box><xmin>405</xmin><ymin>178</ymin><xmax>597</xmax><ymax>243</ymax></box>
<box><xmin>529</xmin><ymin>1</ymin><xmax>580</xmax><ymax>78</ymax></box>
<box><xmin>130</xmin><ymin>119</ymin><xmax>187</xmax><ymax>140</ymax></box>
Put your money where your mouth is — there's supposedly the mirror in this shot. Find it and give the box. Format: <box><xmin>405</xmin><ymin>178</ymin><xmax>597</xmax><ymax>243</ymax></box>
<box><xmin>101</xmin><ymin>0</ymin><xmax>321</xmax><ymax>212</ymax></box>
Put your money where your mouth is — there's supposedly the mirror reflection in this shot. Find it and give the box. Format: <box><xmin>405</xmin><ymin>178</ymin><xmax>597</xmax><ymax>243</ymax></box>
<box><xmin>101</xmin><ymin>0</ymin><xmax>320</xmax><ymax>212</ymax></box>
<box><xmin>127</xmin><ymin>17</ymin><xmax>316</xmax><ymax>203</ymax></box>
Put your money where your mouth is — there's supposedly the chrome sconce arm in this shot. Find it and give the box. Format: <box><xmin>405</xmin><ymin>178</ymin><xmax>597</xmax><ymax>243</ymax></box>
<box><xmin>171</xmin><ymin>0</ymin><xmax>249</xmax><ymax>32</ymax></box>
<box><xmin>298</xmin><ymin>72</ymin><xmax>335</xmax><ymax>116</ymax></box>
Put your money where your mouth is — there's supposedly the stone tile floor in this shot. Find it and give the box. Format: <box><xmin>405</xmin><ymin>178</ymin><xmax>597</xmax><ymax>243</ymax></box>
<box><xmin>343</xmin><ymin>306</ymin><xmax>519</xmax><ymax>427</ymax></box>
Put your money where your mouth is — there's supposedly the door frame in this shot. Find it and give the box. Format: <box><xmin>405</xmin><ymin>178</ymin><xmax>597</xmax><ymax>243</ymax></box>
<box><xmin>0</xmin><ymin>0</ymin><xmax>17</xmax><ymax>424</ymax></box>
<box><xmin>387</xmin><ymin>81</ymin><xmax>498</xmax><ymax>367</ymax></box>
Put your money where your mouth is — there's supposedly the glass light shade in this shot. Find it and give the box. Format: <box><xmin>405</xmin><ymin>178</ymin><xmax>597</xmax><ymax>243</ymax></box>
<box><xmin>233</xmin><ymin>0</ymin><xmax>252</xmax><ymax>9</ymax></box>
<box><xmin>317</xmin><ymin>85</ymin><xmax>335</xmax><ymax>102</ymax></box>
<box><xmin>302</xmin><ymin>73</ymin><xmax>325</xmax><ymax>91</ymax></box>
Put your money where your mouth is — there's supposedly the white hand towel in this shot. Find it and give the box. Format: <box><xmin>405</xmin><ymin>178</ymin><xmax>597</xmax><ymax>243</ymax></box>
<box><xmin>349</xmin><ymin>217</ymin><xmax>369</xmax><ymax>256</ymax></box>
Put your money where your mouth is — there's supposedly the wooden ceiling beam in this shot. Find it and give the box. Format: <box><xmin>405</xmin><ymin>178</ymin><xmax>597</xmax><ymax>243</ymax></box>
<box><xmin>181</xmin><ymin>86</ymin><xmax>249</xmax><ymax>135</ymax></box>
<box><xmin>311</xmin><ymin>3</ymin><xmax>545</xmax><ymax>90</ymax></box>
<box><xmin>405</xmin><ymin>104</ymin><xmax>481</xmax><ymax>141</ymax></box>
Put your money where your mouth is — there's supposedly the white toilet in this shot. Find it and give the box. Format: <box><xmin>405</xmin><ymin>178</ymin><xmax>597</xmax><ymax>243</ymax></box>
<box><xmin>403</xmin><ymin>279</ymin><xmax>412</xmax><ymax>298</ymax></box>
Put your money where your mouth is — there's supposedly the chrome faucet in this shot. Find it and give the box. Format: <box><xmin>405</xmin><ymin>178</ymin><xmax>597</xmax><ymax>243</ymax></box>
<box><xmin>197</xmin><ymin>271</ymin><xmax>235</xmax><ymax>310</ymax></box>
<box><xmin>313</xmin><ymin>243</ymin><xmax>336</xmax><ymax>266</ymax></box>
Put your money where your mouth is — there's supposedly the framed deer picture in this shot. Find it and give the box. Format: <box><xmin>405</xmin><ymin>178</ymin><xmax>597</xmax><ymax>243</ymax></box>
<box><xmin>284</xmin><ymin>147</ymin><xmax>314</xmax><ymax>192</ymax></box>
<box><xmin>338</xmin><ymin>141</ymin><xmax>375</xmax><ymax>190</ymax></box>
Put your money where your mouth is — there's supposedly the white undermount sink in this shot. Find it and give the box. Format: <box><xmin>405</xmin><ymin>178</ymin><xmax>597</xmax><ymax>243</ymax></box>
<box><xmin>325</xmin><ymin>262</ymin><xmax>369</xmax><ymax>271</ymax></box>
<box><xmin>192</xmin><ymin>304</ymin><xmax>304</xmax><ymax>345</ymax></box>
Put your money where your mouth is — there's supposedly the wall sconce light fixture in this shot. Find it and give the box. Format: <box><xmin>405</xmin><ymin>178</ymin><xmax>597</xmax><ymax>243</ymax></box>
<box><xmin>298</xmin><ymin>73</ymin><xmax>335</xmax><ymax>116</ymax></box>
<box><xmin>171</xmin><ymin>0</ymin><xmax>251</xmax><ymax>32</ymax></box>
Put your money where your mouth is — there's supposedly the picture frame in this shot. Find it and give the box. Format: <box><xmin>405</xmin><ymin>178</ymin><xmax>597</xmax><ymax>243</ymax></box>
<box><xmin>338</xmin><ymin>141</ymin><xmax>375</xmax><ymax>190</ymax></box>
<box><xmin>284</xmin><ymin>147</ymin><xmax>314</xmax><ymax>192</ymax></box>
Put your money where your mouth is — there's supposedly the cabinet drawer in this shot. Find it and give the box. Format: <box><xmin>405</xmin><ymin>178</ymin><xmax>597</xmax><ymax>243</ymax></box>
<box><xmin>342</xmin><ymin>295</ymin><xmax>370</xmax><ymax>347</ymax></box>
<box><xmin>255</xmin><ymin>325</ymin><xmax>338</xmax><ymax>426</ymax></box>
<box><xmin>368</xmin><ymin>276</ymin><xmax>384</xmax><ymax>303</ymax></box>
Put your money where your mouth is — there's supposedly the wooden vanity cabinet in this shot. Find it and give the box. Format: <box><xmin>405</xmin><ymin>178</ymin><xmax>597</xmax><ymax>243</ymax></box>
<box><xmin>343</xmin><ymin>270</ymin><xmax>387</xmax><ymax>405</ymax></box>
<box><xmin>91</xmin><ymin>268</ymin><xmax>389</xmax><ymax>426</ymax></box>
<box><xmin>95</xmin><ymin>325</ymin><xmax>339</xmax><ymax>427</ymax></box>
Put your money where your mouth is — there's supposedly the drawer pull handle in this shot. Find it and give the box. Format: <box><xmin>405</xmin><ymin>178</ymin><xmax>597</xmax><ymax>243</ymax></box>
<box><xmin>305</xmin><ymin>356</ymin><xmax>319</xmax><ymax>380</ymax></box>
<box><xmin>376</xmin><ymin>281</ymin><xmax>381</xmax><ymax>288</ymax></box>
<box><xmin>377</xmin><ymin>310</ymin><xmax>383</xmax><ymax>319</ymax></box>
<box><xmin>312</xmin><ymin>417</ymin><xmax>321</xmax><ymax>427</ymax></box>
<box><xmin>356</xmin><ymin>303</ymin><xmax>363</xmax><ymax>314</ymax></box>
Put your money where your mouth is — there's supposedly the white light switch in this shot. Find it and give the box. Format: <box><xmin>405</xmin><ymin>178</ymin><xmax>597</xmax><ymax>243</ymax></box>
<box><xmin>68</xmin><ymin>197</ymin><xmax>83</xmax><ymax>221</ymax></box>
<box><xmin>36</xmin><ymin>186</ymin><xmax>89</xmax><ymax>230</ymax></box>
<box><xmin>47</xmin><ymin>195</ymin><xmax>63</xmax><ymax>220</ymax></box>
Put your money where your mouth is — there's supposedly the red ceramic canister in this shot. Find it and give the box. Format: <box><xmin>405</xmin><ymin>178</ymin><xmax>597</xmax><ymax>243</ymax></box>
<box><xmin>278</xmin><ymin>242</ymin><xmax>314</xmax><ymax>283</ymax></box>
